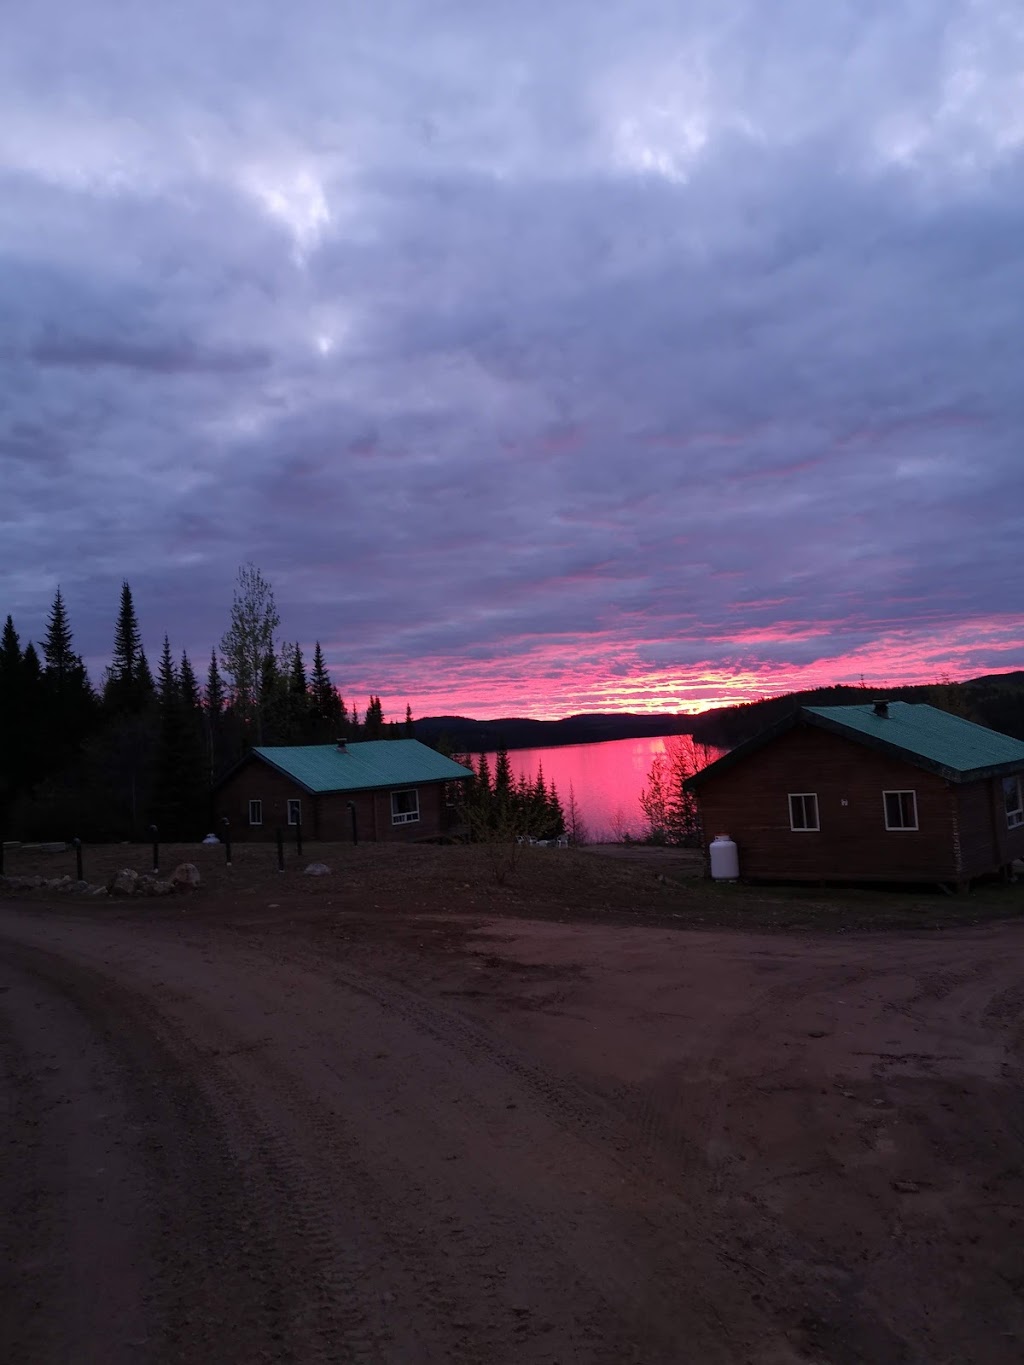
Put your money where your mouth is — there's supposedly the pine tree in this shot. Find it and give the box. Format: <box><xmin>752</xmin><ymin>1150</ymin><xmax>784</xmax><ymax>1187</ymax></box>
<box><xmin>151</xmin><ymin>636</ymin><xmax>205</xmax><ymax>837</ymax></box>
<box><xmin>157</xmin><ymin>635</ymin><xmax>178</xmax><ymax>705</ymax></box>
<box><xmin>0</xmin><ymin>614</ymin><xmax>21</xmax><ymax>676</ymax></box>
<box><xmin>0</xmin><ymin>616</ymin><xmax>26</xmax><ymax>821</ymax></box>
<box><xmin>41</xmin><ymin>587</ymin><xmax>75</xmax><ymax>685</ymax></box>
<box><xmin>287</xmin><ymin>643</ymin><xmax>309</xmax><ymax>740</ymax></box>
<box><xmin>404</xmin><ymin>704</ymin><xmax>415</xmax><ymax>738</ymax></box>
<box><xmin>363</xmin><ymin>695</ymin><xmax>384</xmax><ymax>739</ymax></box>
<box><xmin>309</xmin><ymin>642</ymin><xmax>343</xmax><ymax>741</ymax></box>
<box><xmin>105</xmin><ymin>582</ymin><xmax>147</xmax><ymax>713</ymax></box>
<box><xmin>179</xmin><ymin>651</ymin><xmax>200</xmax><ymax>712</ymax></box>
<box><xmin>39</xmin><ymin>588</ymin><xmax>97</xmax><ymax>773</ymax></box>
<box><xmin>260</xmin><ymin>650</ymin><xmax>286</xmax><ymax>742</ymax></box>
<box><xmin>494</xmin><ymin>744</ymin><xmax>513</xmax><ymax>807</ymax></box>
<box><xmin>204</xmin><ymin>649</ymin><xmax>226</xmax><ymax>782</ymax></box>
<box><xmin>136</xmin><ymin>649</ymin><xmax>155</xmax><ymax>702</ymax></box>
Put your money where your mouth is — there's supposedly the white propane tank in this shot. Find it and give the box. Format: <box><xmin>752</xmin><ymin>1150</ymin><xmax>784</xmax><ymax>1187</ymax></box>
<box><xmin>709</xmin><ymin>833</ymin><xmax>739</xmax><ymax>880</ymax></box>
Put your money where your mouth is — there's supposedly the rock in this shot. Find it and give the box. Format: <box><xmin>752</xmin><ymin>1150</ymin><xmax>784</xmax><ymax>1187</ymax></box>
<box><xmin>108</xmin><ymin>868</ymin><xmax>139</xmax><ymax>897</ymax></box>
<box><xmin>202</xmin><ymin>834</ymin><xmax>220</xmax><ymax>845</ymax></box>
<box><xmin>91</xmin><ymin>885</ymin><xmax>109</xmax><ymax>897</ymax></box>
<box><xmin>170</xmin><ymin>862</ymin><xmax>201</xmax><ymax>891</ymax></box>
<box><xmin>304</xmin><ymin>862</ymin><xmax>331</xmax><ymax>876</ymax></box>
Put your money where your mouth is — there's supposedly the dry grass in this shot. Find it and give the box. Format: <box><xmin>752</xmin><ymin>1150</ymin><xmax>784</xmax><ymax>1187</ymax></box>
<box><xmin>4</xmin><ymin>837</ymin><xmax>1024</xmax><ymax>933</ymax></box>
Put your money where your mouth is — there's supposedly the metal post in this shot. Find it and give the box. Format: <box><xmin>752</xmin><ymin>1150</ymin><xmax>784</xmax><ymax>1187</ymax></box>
<box><xmin>0</xmin><ymin>839</ymin><xmax>4</xmax><ymax>878</ymax></box>
<box><xmin>221</xmin><ymin>817</ymin><xmax>232</xmax><ymax>866</ymax></box>
<box><xmin>296</xmin><ymin>822</ymin><xmax>303</xmax><ymax>858</ymax></box>
<box><xmin>149</xmin><ymin>824</ymin><xmax>159</xmax><ymax>875</ymax></box>
<box><xmin>348</xmin><ymin>801</ymin><xmax>358</xmax><ymax>846</ymax></box>
<box><xmin>276</xmin><ymin>827</ymin><xmax>284</xmax><ymax>871</ymax></box>
<box><xmin>72</xmin><ymin>837</ymin><xmax>83</xmax><ymax>881</ymax></box>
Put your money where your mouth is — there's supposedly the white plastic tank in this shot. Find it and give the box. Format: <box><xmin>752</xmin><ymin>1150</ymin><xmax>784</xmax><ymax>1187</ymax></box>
<box><xmin>709</xmin><ymin>833</ymin><xmax>740</xmax><ymax>880</ymax></box>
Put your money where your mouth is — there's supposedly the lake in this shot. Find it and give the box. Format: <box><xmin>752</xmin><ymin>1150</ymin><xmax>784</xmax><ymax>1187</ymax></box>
<box><xmin>483</xmin><ymin>735</ymin><xmax>723</xmax><ymax>841</ymax></box>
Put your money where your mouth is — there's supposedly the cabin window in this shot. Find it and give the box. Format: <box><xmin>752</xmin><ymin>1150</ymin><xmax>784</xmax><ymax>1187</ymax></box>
<box><xmin>287</xmin><ymin>798</ymin><xmax>302</xmax><ymax>826</ymax></box>
<box><xmin>1004</xmin><ymin>776</ymin><xmax>1024</xmax><ymax>829</ymax></box>
<box><xmin>391</xmin><ymin>789</ymin><xmax>420</xmax><ymax>825</ymax></box>
<box><xmin>788</xmin><ymin>793</ymin><xmax>819</xmax><ymax>831</ymax></box>
<box><xmin>248</xmin><ymin>799</ymin><xmax>263</xmax><ymax>826</ymax></box>
<box><xmin>883</xmin><ymin>790</ymin><xmax>918</xmax><ymax>830</ymax></box>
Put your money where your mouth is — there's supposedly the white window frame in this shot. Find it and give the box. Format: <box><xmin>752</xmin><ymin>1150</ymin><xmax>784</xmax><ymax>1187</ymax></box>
<box><xmin>287</xmin><ymin>797</ymin><xmax>302</xmax><ymax>826</ymax></box>
<box><xmin>789</xmin><ymin>792</ymin><xmax>819</xmax><ymax>832</ymax></box>
<box><xmin>248</xmin><ymin>799</ymin><xmax>263</xmax><ymax>826</ymax></box>
<box><xmin>1004</xmin><ymin>776</ymin><xmax>1024</xmax><ymax>830</ymax></box>
<box><xmin>883</xmin><ymin>790</ymin><xmax>918</xmax><ymax>831</ymax></box>
<box><xmin>391</xmin><ymin>788</ymin><xmax>420</xmax><ymax>825</ymax></box>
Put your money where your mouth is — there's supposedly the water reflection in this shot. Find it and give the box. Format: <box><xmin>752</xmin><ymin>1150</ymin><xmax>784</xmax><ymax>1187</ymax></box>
<box><xmin>482</xmin><ymin>735</ymin><xmax>724</xmax><ymax>841</ymax></box>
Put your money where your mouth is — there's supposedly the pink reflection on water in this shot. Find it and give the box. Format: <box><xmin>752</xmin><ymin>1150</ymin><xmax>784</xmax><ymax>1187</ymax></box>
<box><xmin>483</xmin><ymin>735</ymin><xmax>725</xmax><ymax>842</ymax></box>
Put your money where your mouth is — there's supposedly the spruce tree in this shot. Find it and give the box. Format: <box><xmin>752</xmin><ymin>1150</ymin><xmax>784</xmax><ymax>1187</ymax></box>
<box><xmin>287</xmin><ymin>643</ymin><xmax>309</xmax><ymax>741</ymax></box>
<box><xmin>106</xmin><ymin>581</ymin><xmax>146</xmax><ymax>713</ymax></box>
<box><xmin>494</xmin><ymin>743</ymin><xmax>513</xmax><ymax>807</ymax></box>
<box><xmin>404</xmin><ymin>704</ymin><xmax>415</xmax><ymax>738</ymax></box>
<box><xmin>41</xmin><ymin>587</ymin><xmax>75</xmax><ymax>685</ymax></box>
<box><xmin>157</xmin><ymin>635</ymin><xmax>178</xmax><ymax>705</ymax></box>
<box><xmin>179</xmin><ymin>651</ymin><xmax>200</xmax><ymax>712</ymax></box>
<box><xmin>363</xmin><ymin>695</ymin><xmax>384</xmax><ymax>739</ymax></box>
<box><xmin>309</xmin><ymin>642</ymin><xmax>343</xmax><ymax>740</ymax></box>
<box><xmin>0</xmin><ymin>617</ymin><xmax>25</xmax><ymax>821</ymax></box>
<box><xmin>39</xmin><ymin>587</ymin><xmax>97</xmax><ymax>772</ymax></box>
<box><xmin>204</xmin><ymin>649</ymin><xmax>226</xmax><ymax>782</ymax></box>
<box><xmin>136</xmin><ymin>648</ymin><xmax>155</xmax><ymax>702</ymax></box>
<box><xmin>152</xmin><ymin>636</ymin><xmax>204</xmax><ymax>837</ymax></box>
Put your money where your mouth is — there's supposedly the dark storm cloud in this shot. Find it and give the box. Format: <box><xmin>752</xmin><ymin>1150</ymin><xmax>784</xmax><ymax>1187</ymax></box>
<box><xmin>1</xmin><ymin>1</ymin><xmax>1022</xmax><ymax>714</ymax></box>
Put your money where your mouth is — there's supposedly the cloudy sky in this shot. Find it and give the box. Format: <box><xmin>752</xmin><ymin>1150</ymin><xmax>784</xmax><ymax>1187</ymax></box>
<box><xmin>2</xmin><ymin>1</ymin><xmax>1023</xmax><ymax>719</ymax></box>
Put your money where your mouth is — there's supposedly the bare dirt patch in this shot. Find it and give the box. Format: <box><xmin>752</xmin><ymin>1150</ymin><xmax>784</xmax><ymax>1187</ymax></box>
<box><xmin>2</xmin><ymin>848</ymin><xmax>1024</xmax><ymax>1362</ymax></box>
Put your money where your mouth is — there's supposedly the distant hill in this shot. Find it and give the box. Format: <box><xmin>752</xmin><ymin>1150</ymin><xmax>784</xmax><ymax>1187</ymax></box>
<box><xmin>414</xmin><ymin>711</ymin><xmax>698</xmax><ymax>752</ymax></box>
<box><xmin>417</xmin><ymin>670</ymin><xmax>1024</xmax><ymax>753</ymax></box>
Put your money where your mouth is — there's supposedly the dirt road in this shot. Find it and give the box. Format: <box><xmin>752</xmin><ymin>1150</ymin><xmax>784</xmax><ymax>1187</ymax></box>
<box><xmin>2</xmin><ymin>900</ymin><xmax>1022</xmax><ymax>1363</ymax></box>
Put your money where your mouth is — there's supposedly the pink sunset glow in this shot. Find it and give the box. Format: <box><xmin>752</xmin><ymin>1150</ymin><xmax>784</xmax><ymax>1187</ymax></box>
<box><xmin>361</xmin><ymin>614</ymin><xmax>1024</xmax><ymax>722</ymax></box>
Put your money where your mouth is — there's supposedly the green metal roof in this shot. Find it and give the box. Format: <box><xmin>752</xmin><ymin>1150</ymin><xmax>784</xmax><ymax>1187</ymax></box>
<box><xmin>804</xmin><ymin>702</ymin><xmax>1024</xmax><ymax>780</ymax></box>
<box><xmin>251</xmin><ymin>740</ymin><xmax>474</xmax><ymax>794</ymax></box>
<box><xmin>687</xmin><ymin>701</ymin><xmax>1024</xmax><ymax>788</ymax></box>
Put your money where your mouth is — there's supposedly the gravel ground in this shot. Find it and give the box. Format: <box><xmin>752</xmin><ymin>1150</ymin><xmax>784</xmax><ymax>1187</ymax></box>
<box><xmin>2</xmin><ymin>858</ymin><xmax>1023</xmax><ymax>1362</ymax></box>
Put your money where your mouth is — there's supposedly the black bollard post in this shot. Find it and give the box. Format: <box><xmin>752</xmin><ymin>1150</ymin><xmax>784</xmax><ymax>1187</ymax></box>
<box><xmin>276</xmin><ymin>827</ymin><xmax>284</xmax><ymax>872</ymax></box>
<box><xmin>348</xmin><ymin>801</ymin><xmax>358</xmax><ymax>846</ymax></box>
<box><xmin>149</xmin><ymin>824</ymin><xmax>159</xmax><ymax>875</ymax></box>
<box><xmin>221</xmin><ymin>817</ymin><xmax>232</xmax><ymax>867</ymax></box>
<box><xmin>72</xmin><ymin>837</ymin><xmax>83</xmax><ymax>882</ymax></box>
<box><xmin>0</xmin><ymin>838</ymin><xmax>4</xmax><ymax>878</ymax></box>
<box><xmin>296</xmin><ymin>822</ymin><xmax>303</xmax><ymax>858</ymax></box>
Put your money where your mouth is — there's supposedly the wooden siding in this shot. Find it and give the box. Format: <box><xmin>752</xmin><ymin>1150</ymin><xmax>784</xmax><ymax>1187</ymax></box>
<box><xmin>956</xmin><ymin>777</ymin><xmax>1024</xmax><ymax>878</ymax></box>
<box><xmin>695</xmin><ymin>723</ymin><xmax>960</xmax><ymax>882</ymax></box>
<box><xmin>214</xmin><ymin>756</ymin><xmax>454</xmax><ymax>843</ymax></box>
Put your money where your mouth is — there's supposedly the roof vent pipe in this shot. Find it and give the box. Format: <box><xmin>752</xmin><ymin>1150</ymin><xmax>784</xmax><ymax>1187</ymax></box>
<box><xmin>336</xmin><ymin>737</ymin><xmax>347</xmax><ymax>752</ymax></box>
<box><xmin>872</xmin><ymin>700</ymin><xmax>889</xmax><ymax>718</ymax></box>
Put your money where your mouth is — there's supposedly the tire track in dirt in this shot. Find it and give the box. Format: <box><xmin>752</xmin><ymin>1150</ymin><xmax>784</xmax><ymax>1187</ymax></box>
<box><xmin>0</xmin><ymin>933</ymin><xmax>390</xmax><ymax>1364</ymax></box>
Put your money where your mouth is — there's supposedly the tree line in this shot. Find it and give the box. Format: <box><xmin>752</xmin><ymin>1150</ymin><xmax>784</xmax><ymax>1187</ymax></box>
<box><xmin>0</xmin><ymin>565</ymin><xmax>415</xmax><ymax>841</ymax></box>
<box><xmin>455</xmin><ymin>746</ymin><xmax>567</xmax><ymax>843</ymax></box>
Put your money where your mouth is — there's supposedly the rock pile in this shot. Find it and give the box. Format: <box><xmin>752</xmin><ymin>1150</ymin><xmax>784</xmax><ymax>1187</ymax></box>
<box><xmin>0</xmin><ymin>862</ymin><xmax>201</xmax><ymax>899</ymax></box>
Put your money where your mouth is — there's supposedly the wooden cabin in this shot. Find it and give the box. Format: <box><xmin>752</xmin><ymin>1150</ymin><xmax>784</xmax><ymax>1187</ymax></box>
<box><xmin>214</xmin><ymin>739</ymin><xmax>473</xmax><ymax>842</ymax></box>
<box><xmin>685</xmin><ymin>701</ymin><xmax>1024</xmax><ymax>887</ymax></box>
